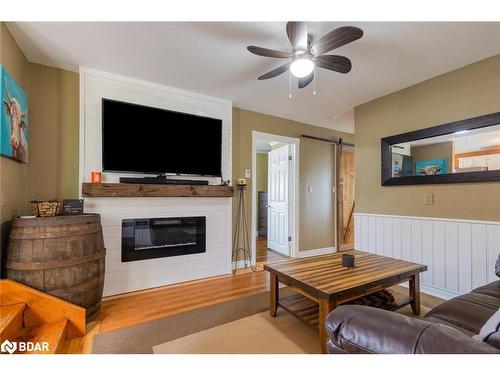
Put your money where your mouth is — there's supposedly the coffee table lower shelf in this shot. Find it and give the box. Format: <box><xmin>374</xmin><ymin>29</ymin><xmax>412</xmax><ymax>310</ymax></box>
<box><xmin>278</xmin><ymin>293</ymin><xmax>413</xmax><ymax>332</ymax></box>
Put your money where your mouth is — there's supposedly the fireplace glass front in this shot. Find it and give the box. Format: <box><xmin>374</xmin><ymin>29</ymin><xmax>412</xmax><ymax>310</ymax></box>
<box><xmin>122</xmin><ymin>216</ymin><xmax>206</xmax><ymax>262</ymax></box>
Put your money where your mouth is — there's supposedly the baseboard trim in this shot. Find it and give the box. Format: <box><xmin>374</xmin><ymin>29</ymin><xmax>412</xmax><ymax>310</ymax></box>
<box><xmin>232</xmin><ymin>246</ymin><xmax>337</xmax><ymax>268</ymax></box>
<box><xmin>297</xmin><ymin>246</ymin><xmax>336</xmax><ymax>258</ymax></box>
<box><xmin>232</xmin><ymin>259</ymin><xmax>256</xmax><ymax>270</ymax></box>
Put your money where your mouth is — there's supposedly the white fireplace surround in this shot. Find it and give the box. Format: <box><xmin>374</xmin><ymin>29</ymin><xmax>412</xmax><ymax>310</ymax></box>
<box><xmin>79</xmin><ymin>68</ymin><xmax>233</xmax><ymax>296</ymax></box>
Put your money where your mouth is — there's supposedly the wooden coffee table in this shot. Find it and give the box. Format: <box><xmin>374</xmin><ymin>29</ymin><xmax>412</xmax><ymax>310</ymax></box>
<box><xmin>264</xmin><ymin>250</ymin><xmax>427</xmax><ymax>353</ymax></box>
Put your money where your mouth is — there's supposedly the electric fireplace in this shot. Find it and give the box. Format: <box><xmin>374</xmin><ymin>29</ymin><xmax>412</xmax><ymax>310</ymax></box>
<box><xmin>122</xmin><ymin>216</ymin><xmax>206</xmax><ymax>262</ymax></box>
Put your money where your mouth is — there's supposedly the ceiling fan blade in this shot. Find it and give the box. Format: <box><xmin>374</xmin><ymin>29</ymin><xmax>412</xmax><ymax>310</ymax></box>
<box><xmin>298</xmin><ymin>71</ymin><xmax>314</xmax><ymax>89</ymax></box>
<box><xmin>257</xmin><ymin>63</ymin><xmax>291</xmax><ymax>80</ymax></box>
<box><xmin>247</xmin><ymin>46</ymin><xmax>291</xmax><ymax>58</ymax></box>
<box><xmin>315</xmin><ymin>55</ymin><xmax>352</xmax><ymax>74</ymax></box>
<box><xmin>311</xmin><ymin>26</ymin><xmax>363</xmax><ymax>55</ymax></box>
<box><xmin>286</xmin><ymin>22</ymin><xmax>308</xmax><ymax>51</ymax></box>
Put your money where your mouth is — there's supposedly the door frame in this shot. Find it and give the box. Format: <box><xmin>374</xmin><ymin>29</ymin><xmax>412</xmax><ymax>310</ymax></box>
<box><xmin>251</xmin><ymin>131</ymin><xmax>300</xmax><ymax>264</ymax></box>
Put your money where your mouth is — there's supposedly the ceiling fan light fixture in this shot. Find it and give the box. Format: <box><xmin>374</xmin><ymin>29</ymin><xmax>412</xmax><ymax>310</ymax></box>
<box><xmin>290</xmin><ymin>55</ymin><xmax>314</xmax><ymax>78</ymax></box>
<box><xmin>247</xmin><ymin>22</ymin><xmax>363</xmax><ymax>91</ymax></box>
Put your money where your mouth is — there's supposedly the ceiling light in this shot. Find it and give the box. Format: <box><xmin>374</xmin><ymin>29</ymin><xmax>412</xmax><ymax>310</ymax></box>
<box><xmin>454</xmin><ymin>130</ymin><xmax>469</xmax><ymax>135</ymax></box>
<box><xmin>290</xmin><ymin>55</ymin><xmax>314</xmax><ymax>78</ymax></box>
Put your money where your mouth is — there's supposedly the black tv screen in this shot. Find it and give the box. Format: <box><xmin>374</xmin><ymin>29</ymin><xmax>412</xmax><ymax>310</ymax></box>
<box><xmin>102</xmin><ymin>99</ymin><xmax>223</xmax><ymax>176</ymax></box>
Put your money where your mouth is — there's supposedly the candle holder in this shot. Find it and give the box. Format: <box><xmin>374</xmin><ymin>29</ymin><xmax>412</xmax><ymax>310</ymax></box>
<box><xmin>91</xmin><ymin>171</ymin><xmax>102</xmax><ymax>184</ymax></box>
<box><xmin>342</xmin><ymin>253</ymin><xmax>355</xmax><ymax>268</ymax></box>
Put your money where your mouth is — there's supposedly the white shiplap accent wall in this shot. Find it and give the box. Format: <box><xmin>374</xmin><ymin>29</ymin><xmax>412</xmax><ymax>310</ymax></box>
<box><xmin>85</xmin><ymin>198</ymin><xmax>232</xmax><ymax>297</ymax></box>
<box><xmin>355</xmin><ymin>213</ymin><xmax>500</xmax><ymax>299</ymax></box>
<box><xmin>79</xmin><ymin>67</ymin><xmax>232</xmax><ymax>186</ymax></box>
<box><xmin>79</xmin><ymin>68</ymin><xmax>233</xmax><ymax>296</ymax></box>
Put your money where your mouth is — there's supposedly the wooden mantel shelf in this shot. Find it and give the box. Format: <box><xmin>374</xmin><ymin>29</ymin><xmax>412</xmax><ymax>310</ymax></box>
<box><xmin>82</xmin><ymin>183</ymin><xmax>234</xmax><ymax>198</ymax></box>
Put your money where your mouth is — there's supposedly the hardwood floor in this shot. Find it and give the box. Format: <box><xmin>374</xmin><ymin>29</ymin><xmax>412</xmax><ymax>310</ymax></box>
<box><xmin>256</xmin><ymin>236</ymin><xmax>289</xmax><ymax>263</ymax></box>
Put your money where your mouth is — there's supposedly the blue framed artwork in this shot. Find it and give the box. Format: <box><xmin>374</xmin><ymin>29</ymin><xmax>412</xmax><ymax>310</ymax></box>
<box><xmin>1</xmin><ymin>64</ymin><xmax>29</xmax><ymax>163</ymax></box>
<box><xmin>416</xmin><ymin>159</ymin><xmax>447</xmax><ymax>176</ymax></box>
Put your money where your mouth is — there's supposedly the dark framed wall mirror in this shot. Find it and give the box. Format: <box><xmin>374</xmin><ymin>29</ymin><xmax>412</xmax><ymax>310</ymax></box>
<box><xmin>381</xmin><ymin>112</ymin><xmax>500</xmax><ymax>186</ymax></box>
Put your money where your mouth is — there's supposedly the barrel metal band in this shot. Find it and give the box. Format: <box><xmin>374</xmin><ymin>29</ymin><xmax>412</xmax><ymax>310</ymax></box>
<box><xmin>9</xmin><ymin>227</ymin><xmax>102</xmax><ymax>240</ymax></box>
<box><xmin>6</xmin><ymin>250</ymin><xmax>106</xmax><ymax>270</ymax></box>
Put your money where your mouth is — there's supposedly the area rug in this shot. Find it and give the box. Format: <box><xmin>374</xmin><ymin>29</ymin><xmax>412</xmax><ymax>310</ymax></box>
<box><xmin>92</xmin><ymin>287</ymin><xmax>434</xmax><ymax>354</ymax></box>
<box><xmin>153</xmin><ymin>310</ymin><xmax>321</xmax><ymax>354</ymax></box>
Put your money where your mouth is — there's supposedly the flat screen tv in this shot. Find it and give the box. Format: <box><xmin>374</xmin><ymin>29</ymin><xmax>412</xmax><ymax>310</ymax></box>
<box><xmin>102</xmin><ymin>99</ymin><xmax>222</xmax><ymax>176</ymax></box>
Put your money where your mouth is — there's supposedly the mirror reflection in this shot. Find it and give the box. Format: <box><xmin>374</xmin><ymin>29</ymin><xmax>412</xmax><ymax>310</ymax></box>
<box><xmin>391</xmin><ymin>124</ymin><xmax>500</xmax><ymax>177</ymax></box>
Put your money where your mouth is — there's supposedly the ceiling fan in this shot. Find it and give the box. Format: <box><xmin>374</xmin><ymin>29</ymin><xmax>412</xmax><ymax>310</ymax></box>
<box><xmin>247</xmin><ymin>22</ymin><xmax>363</xmax><ymax>89</ymax></box>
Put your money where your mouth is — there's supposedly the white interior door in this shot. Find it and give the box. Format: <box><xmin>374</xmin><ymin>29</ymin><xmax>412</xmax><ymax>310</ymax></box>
<box><xmin>267</xmin><ymin>145</ymin><xmax>289</xmax><ymax>255</ymax></box>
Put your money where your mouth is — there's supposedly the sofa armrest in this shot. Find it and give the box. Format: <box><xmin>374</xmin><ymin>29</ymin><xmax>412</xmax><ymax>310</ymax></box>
<box><xmin>325</xmin><ymin>305</ymin><xmax>500</xmax><ymax>354</ymax></box>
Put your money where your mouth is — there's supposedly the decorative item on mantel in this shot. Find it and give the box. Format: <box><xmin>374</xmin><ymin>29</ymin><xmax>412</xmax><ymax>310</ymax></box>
<box><xmin>232</xmin><ymin>178</ymin><xmax>256</xmax><ymax>274</ymax></box>
<box><xmin>91</xmin><ymin>171</ymin><xmax>102</xmax><ymax>183</ymax></box>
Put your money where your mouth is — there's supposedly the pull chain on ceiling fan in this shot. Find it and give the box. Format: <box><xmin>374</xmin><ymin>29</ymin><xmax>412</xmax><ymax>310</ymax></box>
<box><xmin>247</xmin><ymin>22</ymin><xmax>363</xmax><ymax>91</ymax></box>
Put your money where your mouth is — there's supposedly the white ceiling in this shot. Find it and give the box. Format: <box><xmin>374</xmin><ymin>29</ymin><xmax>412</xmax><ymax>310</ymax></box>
<box><xmin>7</xmin><ymin>22</ymin><xmax>500</xmax><ymax>133</ymax></box>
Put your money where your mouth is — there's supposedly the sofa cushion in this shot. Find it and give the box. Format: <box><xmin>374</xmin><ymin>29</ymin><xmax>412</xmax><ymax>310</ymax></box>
<box><xmin>326</xmin><ymin>305</ymin><xmax>430</xmax><ymax>354</ymax></box>
<box><xmin>472</xmin><ymin>280</ymin><xmax>500</xmax><ymax>300</ymax></box>
<box><xmin>414</xmin><ymin>324</ymin><xmax>499</xmax><ymax>354</ymax></box>
<box><xmin>424</xmin><ymin>291</ymin><xmax>500</xmax><ymax>334</ymax></box>
<box><xmin>326</xmin><ymin>305</ymin><xmax>500</xmax><ymax>354</ymax></box>
<box><xmin>424</xmin><ymin>316</ymin><xmax>476</xmax><ymax>336</ymax></box>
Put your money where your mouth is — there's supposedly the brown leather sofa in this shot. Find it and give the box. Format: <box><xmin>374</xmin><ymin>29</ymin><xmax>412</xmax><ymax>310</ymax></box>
<box><xmin>325</xmin><ymin>279</ymin><xmax>500</xmax><ymax>354</ymax></box>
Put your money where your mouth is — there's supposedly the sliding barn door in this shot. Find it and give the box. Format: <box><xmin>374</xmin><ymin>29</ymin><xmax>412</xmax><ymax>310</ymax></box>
<box><xmin>338</xmin><ymin>146</ymin><xmax>355</xmax><ymax>250</ymax></box>
<box><xmin>267</xmin><ymin>145</ymin><xmax>289</xmax><ymax>255</ymax></box>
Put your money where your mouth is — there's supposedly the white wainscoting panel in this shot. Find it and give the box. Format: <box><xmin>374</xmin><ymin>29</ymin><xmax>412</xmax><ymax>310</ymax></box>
<box><xmin>355</xmin><ymin>213</ymin><xmax>500</xmax><ymax>299</ymax></box>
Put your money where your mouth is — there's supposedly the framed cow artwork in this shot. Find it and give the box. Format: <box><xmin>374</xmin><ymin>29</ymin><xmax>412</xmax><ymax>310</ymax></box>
<box><xmin>415</xmin><ymin>159</ymin><xmax>447</xmax><ymax>176</ymax></box>
<box><xmin>1</xmin><ymin>64</ymin><xmax>28</xmax><ymax>163</ymax></box>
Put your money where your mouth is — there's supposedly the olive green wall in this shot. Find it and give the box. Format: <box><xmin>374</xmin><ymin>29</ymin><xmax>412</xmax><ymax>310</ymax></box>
<box><xmin>256</xmin><ymin>153</ymin><xmax>268</xmax><ymax>192</ymax></box>
<box><xmin>355</xmin><ymin>54</ymin><xmax>500</xmax><ymax>221</ymax></box>
<box><xmin>232</xmin><ymin>108</ymin><xmax>354</xmax><ymax>251</ymax></box>
<box><xmin>0</xmin><ymin>23</ymin><xmax>29</xmax><ymax>261</ymax></box>
<box><xmin>27</xmin><ymin>63</ymin><xmax>79</xmax><ymax>202</ymax></box>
